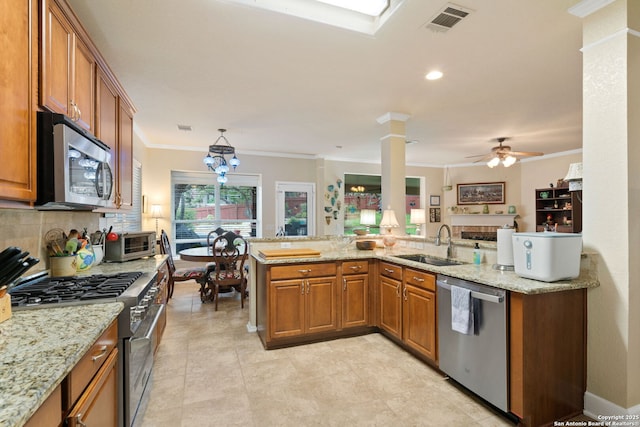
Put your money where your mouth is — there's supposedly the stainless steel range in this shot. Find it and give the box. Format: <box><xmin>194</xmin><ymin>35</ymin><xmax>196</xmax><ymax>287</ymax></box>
<box><xmin>9</xmin><ymin>270</ymin><xmax>164</xmax><ymax>427</ymax></box>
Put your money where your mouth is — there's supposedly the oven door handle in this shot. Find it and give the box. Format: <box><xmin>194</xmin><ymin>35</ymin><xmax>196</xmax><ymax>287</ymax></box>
<box><xmin>130</xmin><ymin>304</ymin><xmax>164</xmax><ymax>352</ymax></box>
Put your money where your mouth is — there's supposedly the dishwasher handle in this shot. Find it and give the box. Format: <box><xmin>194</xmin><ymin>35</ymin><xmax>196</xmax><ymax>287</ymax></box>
<box><xmin>437</xmin><ymin>281</ymin><xmax>504</xmax><ymax>304</ymax></box>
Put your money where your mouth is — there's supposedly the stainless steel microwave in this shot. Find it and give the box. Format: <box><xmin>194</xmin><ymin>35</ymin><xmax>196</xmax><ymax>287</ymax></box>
<box><xmin>36</xmin><ymin>111</ymin><xmax>114</xmax><ymax>210</ymax></box>
<box><xmin>104</xmin><ymin>231</ymin><xmax>157</xmax><ymax>262</ymax></box>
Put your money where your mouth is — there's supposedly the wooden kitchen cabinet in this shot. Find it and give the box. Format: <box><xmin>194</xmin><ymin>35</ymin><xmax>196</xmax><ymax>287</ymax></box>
<box><xmin>41</xmin><ymin>0</ymin><xmax>95</xmax><ymax>133</ymax></box>
<box><xmin>509</xmin><ymin>289</ymin><xmax>586</xmax><ymax>427</ymax></box>
<box><xmin>378</xmin><ymin>262</ymin><xmax>402</xmax><ymax>339</ymax></box>
<box><xmin>267</xmin><ymin>263</ymin><xmax>337</xmax><ymax>342</ymax></box>
<box><xmin>0</xmin><ymin>0</ymin><xmax>38</xmax><ymax>203</ymax></box>
<box><xmin>402</xmin><ymin>268</ymin><xmax>437</xmax><ymax>362</ymax></box>
<box><xmin>25</xmin><ymin>384</ymin><xmax>62</xmax><ymax>427</ymax></box>
<box><xmin>116</xmin><ymin>99</ymin><xmax>134</xmax><ymax>209</ymax></box>
<box><xmin>378</xmin><ymin>262</ymin><xmax>437</xmax><ymax>364</ymax></box>
<box><xmin>66</xmin><ymin>348</ymin><xmax>118</xmax><ymax>427</ymax></box>
<box><xmin>341</xmin><ymin>260</ymin><xmax>369</xmax><ymax>329</ymax></box>
<box><xmin>95</xmin><ymin>66</ymin><xmax>135</xmax><ymax>209</ymax></box>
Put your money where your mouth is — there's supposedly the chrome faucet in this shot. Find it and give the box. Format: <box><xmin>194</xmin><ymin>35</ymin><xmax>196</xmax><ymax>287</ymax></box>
<box><xmin>435</xmin><ymin>224</ymin><xmax>453</xmax><ymax>258</ymax></box>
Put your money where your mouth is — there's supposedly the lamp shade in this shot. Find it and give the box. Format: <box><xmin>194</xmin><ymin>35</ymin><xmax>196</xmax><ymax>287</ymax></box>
<box><xmin>150</xmin><ymin>204</ymin><xmax>163</xmax><ymax>219</ymax></box>
<box><xmin>380</xmin><ymin>208</ymin><xmax>399</xmax><ymax>231</ymax></box>
<box><xmin>410</xmin><ymin>209</ymin><xmax>426</xmax><ymax>225</ymax></box>
<box><xmin>564</xmin><ymin>163</ymin><xmax>583</xmax><ymax>181</ymax></box>
<box><xmin>359</xmin><ymin>209</ymin><xmax>377</xmax><ymax>226</ymax></box>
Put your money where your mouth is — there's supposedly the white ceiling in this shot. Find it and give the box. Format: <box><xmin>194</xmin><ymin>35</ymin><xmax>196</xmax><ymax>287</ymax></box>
<box><xmin>68</xmin><ymin>0</ymin><xmax>583</xmax><ymax>167</ymax></box>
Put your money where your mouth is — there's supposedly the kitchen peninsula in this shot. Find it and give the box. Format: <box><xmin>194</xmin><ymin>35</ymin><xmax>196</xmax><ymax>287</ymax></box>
<box><xmin>251</xmin><ymin>236</ymin><xmax>599</xmax><ymax>427</ymax></box>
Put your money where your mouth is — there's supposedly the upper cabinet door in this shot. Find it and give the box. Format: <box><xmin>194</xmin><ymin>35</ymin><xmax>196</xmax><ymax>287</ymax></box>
<box><xmin>72</xmin><ymin>36</ymin><xmax>95</xmax><ymax>133</ymax></box>
<box><xmin>41</xmin><ymin>0</ymin><xmax>96</xmax><ymax>133</ymax></box>
<box><xmin>41</xmin><ymin>0</ymin><xmax>73</xmax><ymax>116</ymax></box>
<box><xmin>0</xmin><ymin>0</ymin><xmax>38</xmax><ymax>202</ymax></box>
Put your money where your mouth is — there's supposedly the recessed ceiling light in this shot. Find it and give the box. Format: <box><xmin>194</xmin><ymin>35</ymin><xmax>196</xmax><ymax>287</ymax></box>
<box><xmin>425</xmin><ymin>70</ymin><xmax>443</xmax><ymax>80</ymax></box>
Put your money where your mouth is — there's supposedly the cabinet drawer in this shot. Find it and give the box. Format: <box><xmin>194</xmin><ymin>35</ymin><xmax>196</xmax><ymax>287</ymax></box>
<box><xmin>270</xmin><ymin>263</ymin><xmax>337</xmax><ymax>280</ymax></box>
<box><xmin>404</xmin><ymin>268</ymin><xmax>435</xmax><ymax>291</ymax></box>
<box><xmin>379</xmin><ymin>262</ymin><xmax>402</xmax><ymax>281</ymax></box>
<box><xmin>342</xmin><ymin>260</ymin><xmax>369</xmax><ymax>275</ymax></box>
<box><xmin>66</xmin><ymin>320</ymin><xmax>118</xmax><ymax>406</ymax></box>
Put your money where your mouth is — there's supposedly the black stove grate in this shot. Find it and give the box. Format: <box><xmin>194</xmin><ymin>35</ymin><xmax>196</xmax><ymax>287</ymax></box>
<box><xmin>9</xmin><ymin>271</ymin><xmax>143</xmax><ymax>307</ymax></box>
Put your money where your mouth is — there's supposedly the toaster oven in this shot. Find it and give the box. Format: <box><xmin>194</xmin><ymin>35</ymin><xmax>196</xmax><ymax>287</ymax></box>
<box><xmin>104</xmin><ymin>231</ymin><xmax>156</xmax><ymax>262</ymax></box>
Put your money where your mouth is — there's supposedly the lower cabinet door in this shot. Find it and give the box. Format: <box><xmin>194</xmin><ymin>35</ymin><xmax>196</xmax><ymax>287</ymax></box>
<box><xmin>403</xmin><ymin>284</ymin><xmax>437</xmax><ymax>361</ymax></box>
<box><xmin>269</xmin><ymin>279</ymin><xmax>305</xmax><ymax>339</ymax></box>
<box><xmin>66</xmin><ymin>348</ymin><xmax>118</xmax><ymax>427</ymax></box>
<box><xmin>342</xmin><ymin>273</ymin><xmax>369</xmax><ymax>328</ymax></box>
<box><xmin>306</xmin><ymin>276</ymin><xmax>337</xmax><ymax>334</ymax></box>
<box><xmin>379</xmin><ymin>276</ymin><xmax>402</xmax><ymax>338</ymax></box>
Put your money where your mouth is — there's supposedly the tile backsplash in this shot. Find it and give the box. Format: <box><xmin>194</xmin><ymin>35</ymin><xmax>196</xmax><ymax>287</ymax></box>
<box><xmin>0</xmin><ymin>208</ymin><xmax>100</xmax><ymax>274</ymax></box>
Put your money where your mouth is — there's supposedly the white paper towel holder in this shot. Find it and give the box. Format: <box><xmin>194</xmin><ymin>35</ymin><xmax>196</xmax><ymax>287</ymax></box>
<box><xmin>493</xmin><ymin>224</ymin><xmax>515</xmax><ymax>271</ymax></box>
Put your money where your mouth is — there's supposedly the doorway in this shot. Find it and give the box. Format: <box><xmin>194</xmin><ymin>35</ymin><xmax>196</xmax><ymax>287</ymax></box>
<box><xmin>276</xmin><ymin>182</ymin><xmax>315</xmax><ymax>236</ymax></box>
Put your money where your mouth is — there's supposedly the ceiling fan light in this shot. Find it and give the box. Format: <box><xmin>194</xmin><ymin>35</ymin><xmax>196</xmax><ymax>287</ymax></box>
<box><xmin>487</xmin><ymin>157</ymin><xmax>500</xmax><ymax>168</ymax></box>
<box><xmin>503</xmin><ymin>155</ymin><xmax>517</xmax><ymax>167</ymax></box>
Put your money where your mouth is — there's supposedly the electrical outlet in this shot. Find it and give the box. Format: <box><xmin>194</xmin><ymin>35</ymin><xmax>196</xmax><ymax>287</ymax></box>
<box><xmin>280</xmin><ymin>242</ymin><xmax>292</xmax><ymax>248</ymax></box>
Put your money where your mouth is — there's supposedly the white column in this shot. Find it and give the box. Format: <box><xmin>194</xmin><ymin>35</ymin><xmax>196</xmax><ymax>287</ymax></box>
<box><xmin>570</xmin><ymin>0</ymin><xmax>640</xmax><ymax>415</ymax></box>
<box><xmin>377</xmin><ymin>112</ymin><xmax>409</xmax><ymax>233</ymax></box>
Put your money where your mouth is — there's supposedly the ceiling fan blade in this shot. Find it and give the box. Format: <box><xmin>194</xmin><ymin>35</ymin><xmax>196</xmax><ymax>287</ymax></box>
<box><xmin>508</xmin><ymin>151</ymin><xmax>544</xmax><ymax>157</ymax></box>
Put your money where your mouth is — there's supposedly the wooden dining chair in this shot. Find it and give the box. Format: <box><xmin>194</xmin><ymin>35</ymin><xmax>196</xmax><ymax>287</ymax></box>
<box><xmin>205</xmin><ymin>232</ymin><xmax>248</xmax><ymax>310</ymax></box>
<box><xmin>159</xmin><ymin>230</ymin><xmax>208</xmax><ymax>299</ymax></box>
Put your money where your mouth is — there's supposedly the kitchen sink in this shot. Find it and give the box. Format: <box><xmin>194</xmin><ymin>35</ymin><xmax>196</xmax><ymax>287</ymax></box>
<box><xmin>392</xmin><ymin>254</ymin><xmax>466</xmax><ymax>267</ymax></box>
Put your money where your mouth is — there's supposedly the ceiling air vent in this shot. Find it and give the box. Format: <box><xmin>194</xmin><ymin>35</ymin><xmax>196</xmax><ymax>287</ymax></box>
<box><xmin>177</xmin><ymin>124</ymin><xmax>192</xmax><ymax>131</ymax></box>
<box><xmin>425</xmin><ymin>3</ymin><xmax>473</xmax><ymax>33</ymax></box>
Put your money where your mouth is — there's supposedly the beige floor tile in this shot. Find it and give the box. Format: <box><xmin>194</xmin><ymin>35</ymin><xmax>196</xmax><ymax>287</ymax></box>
<box><xmin>140</xmin><ymin>281</ymin><xmax>521</xmax><ymax>427</ymax></box>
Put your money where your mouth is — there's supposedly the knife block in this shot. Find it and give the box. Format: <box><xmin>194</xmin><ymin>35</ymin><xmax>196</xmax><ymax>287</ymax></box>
<box><xmin>0</xmin><ymin>294</ymin><xmax>11</xmax><ymax>323</ymax></box>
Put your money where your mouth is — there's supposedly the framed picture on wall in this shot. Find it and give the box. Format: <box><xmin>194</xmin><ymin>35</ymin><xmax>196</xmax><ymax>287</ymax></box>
<box><xmin>429</xmin><ymin>208</ymin><xmax>441</xmax><ymax>223</ymax></box>
<box><xmin>457</xmin><ymin>182</ymin><xmax>505</xmax><ymax>205</ymax></box>
<box><xmin>430</xmin><ymin>195</ymin><xmax>440</xmax><ymax>206</ymax></box>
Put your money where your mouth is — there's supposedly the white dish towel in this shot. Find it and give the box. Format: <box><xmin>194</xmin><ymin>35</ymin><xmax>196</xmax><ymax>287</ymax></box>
<box><xmin>451</xmin><ymin>285</ymin><xmax>474</xmax><ymax>335</ymax></box>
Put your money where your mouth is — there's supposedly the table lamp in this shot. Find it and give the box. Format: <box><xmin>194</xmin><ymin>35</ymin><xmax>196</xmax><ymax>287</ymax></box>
<box><xmin>410</xmin><ymin>208</ymin><xmax>426</xmax><ymax>235</ymax></box>
<box><xmin>379</xmin><ymin>207</ymin><xmax>399</xmax><ymax>250</ymax></box>
<box><xmin>150</xmin><ymin>204</ymin><xmax>163</xmax><ymax>237</ymax></box>
<box><xmin>359</xmin><ymin>209</ymin><xmax>377</xmax><ymax>234</ymax></box>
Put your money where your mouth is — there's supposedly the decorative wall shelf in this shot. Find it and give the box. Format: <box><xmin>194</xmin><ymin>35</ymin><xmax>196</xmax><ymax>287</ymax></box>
<box><xmin>450</xmin><ymin>214</ymin><xmax>518</xmax><ymax>227</ymax></box>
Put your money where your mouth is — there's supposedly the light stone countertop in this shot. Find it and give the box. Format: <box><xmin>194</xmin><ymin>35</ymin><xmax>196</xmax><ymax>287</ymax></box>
<box><xmin>0</xmin><ymin>255</ymin><xmax>168</xmax><ymax>427</ymax></box>
<box><xmin>0</xmin><ymin>302</ymin><xmax>123</xmax><ymax>427</ymax></box>
<box><xmin>249</xmin><ymin>239</ymin><xmax>599</xmax><ymax>294</ymax></box>
<box><xmin>77</xmin><ymin>254</ymin><xmax>168</xmax><ymax>276</ymax></box>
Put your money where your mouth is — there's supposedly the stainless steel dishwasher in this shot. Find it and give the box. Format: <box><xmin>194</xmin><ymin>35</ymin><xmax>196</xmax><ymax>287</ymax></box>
<box><xmin>436</xmin><ymin>274</ymin><xmax>508</xmax><ymax>412</ymax></box>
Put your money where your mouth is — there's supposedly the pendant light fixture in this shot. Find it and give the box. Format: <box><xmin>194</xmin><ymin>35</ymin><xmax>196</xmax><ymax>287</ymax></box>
<box><xmin>203</xmin><ymin>129</ymin><xmax>240</xmax><ymax>184</ymax></box>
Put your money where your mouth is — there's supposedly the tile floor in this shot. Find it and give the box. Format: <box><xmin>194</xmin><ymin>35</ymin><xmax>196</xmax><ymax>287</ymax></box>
<box><xmin>139</xmin><ymin>281</ymin><xmax>518</xmax><ymax>427</ymax></box>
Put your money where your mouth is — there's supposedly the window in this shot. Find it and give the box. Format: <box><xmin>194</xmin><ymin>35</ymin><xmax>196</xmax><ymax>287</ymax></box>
<box><xmin>171</xmin><ymin>171</ymin><xmax>260</xmax><ymax>252</ymax></box>
<box><xmin>102</xmin><ymin>160</ymin><xmax>142</xmax><ymax>233</ymax></box>
<box><xmin>343</xmin><ymin>174</ymin><xmax>423</xmax><ymax>235</ymax></box>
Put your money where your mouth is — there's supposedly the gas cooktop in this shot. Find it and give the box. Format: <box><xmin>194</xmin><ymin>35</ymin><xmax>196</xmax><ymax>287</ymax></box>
<box><xmin>9</xmin><ymin>271</ymin><xmax>143</xmax><ymax>307</ymax></box>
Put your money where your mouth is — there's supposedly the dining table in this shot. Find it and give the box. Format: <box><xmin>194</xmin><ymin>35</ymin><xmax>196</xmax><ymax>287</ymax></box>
<box><xmin>178</xmin><ymin>246</ymin><xmax>217</xmax><ymax>262</ymax></box>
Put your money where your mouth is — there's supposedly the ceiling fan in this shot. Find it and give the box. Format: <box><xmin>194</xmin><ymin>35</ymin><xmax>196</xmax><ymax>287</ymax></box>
<box><xmin>467</xmin><ymin>137</ymin><xmax>543</xmax><ymax>168</ymax></box>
